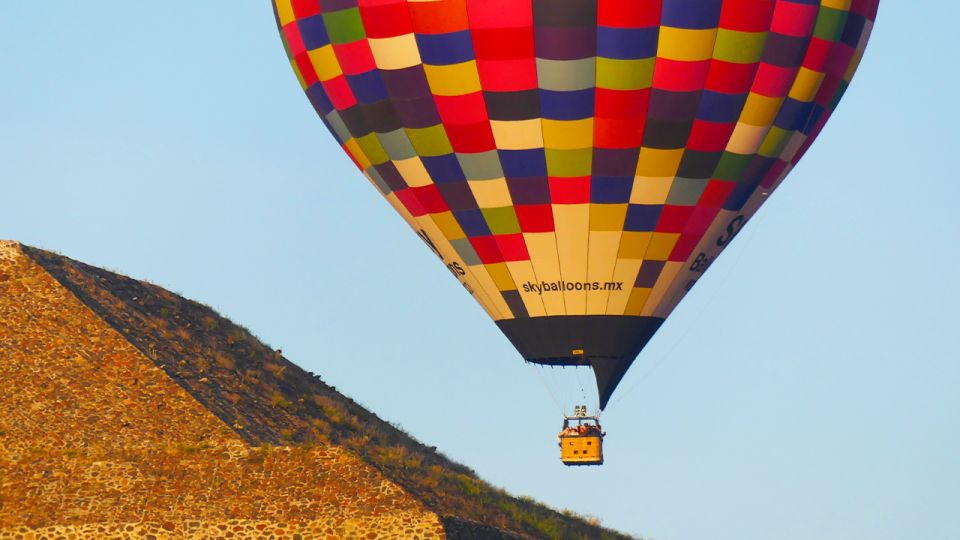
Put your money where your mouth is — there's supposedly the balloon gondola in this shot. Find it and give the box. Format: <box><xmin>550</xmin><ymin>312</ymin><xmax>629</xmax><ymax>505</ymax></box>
<box><xmin>271</xmin><ymin>0</ymin><xmax>879</xmax><ymax>462</ymax></box>
<box><xmin>559</xmin><ymin>405</ymin><xmax>604</xmax><ymax>466</ymax></box>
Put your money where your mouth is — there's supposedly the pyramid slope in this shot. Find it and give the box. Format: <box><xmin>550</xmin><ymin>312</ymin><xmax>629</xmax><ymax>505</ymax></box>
<box><xmin>3</xmin><ymin>242</ymin><xmax>632</xmax><ymax>539</ymax></box>
<box><xmin>0</xmin><ymin>242</ymin><xmax>443</xmax><ymax>539</ymax></box>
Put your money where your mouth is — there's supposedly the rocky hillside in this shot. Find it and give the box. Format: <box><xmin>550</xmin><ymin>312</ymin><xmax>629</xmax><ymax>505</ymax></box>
<box><xmin>0</xmin><ymin>241</ymin><xmax>632</xmax><ymax>539</ymax></box>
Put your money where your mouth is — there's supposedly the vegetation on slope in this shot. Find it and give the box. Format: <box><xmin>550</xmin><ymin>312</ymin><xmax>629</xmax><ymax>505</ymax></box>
<box><xmin>25</xmin><ymin>246</ymin><xmax>633</xmax><ymax>540</ymax></box>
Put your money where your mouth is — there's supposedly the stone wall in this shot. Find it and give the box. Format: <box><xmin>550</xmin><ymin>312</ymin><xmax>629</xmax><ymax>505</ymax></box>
<box><xmin>0</xmin><ymin>243</ymin><xmax>445</xmax><ymax>539</ymax></box>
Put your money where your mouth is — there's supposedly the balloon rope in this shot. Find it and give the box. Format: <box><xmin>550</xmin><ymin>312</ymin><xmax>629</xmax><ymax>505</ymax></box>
<box><xmin>532</xmin><ymin>364</ymin><xmax>565</xmax><ymax>416</ymax></box>
<box><xmin>606</xmin><ymin>207</ymin><xmax>770</xmax><ymax>409</ymax></box>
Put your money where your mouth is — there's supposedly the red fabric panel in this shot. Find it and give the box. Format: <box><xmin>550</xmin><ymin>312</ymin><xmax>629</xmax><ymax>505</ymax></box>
<box><xmin>333</xmin><ymin>40</ymin><xmax>377</xmax><ymax>75</ymax></box>
<box><xmin>472</xmin><ymin>28</ymin><xmax>535</xmax><ymax>60</ymax></box>
<box><xmin>477</xmin><ymin>59</ymin><xmax>538</xmax><ymax>92</ymax></box>
<box><xmin>687</xmin><ymin>121</ymin><xmax>737</xmax><ymax>152</ymax></box>
<box><xmin>719</xmin><ymin>0</ymin><xmax>776</xmax><ymax>32</ymax></box>
<box><xmin>698</xmin><ymin>180</ymin><xmax>736</xmax><ymax>208</ymax></box>
<box><xmin>598</xmin><ymin>0</ymin><xmax>662</xmax><ymax>28</ymax></box>
<box><xmin>595</xmin><ymin>117</ymin><xmax>646</xmax><ymax>149</ymax></box>
<box><xmin>409</xmin><ymin>0</ymin><xmax>470</xmax><ymax>33</ymax></box>
<box><xmin>322</xmin><ymin>75</ymin><xmax>357</xmax><ymax>109</ymax></box>
<box><xmin>656</xmin><ymin>205</ymin><xmax>695</xmax><ymax>233</ymax></box>
<box><xmin>359</xmin><ymin>2</ymin><xmax>414</xmax><ymax>38</ymax></box>
<box><xmin>467</xmin><ymin>0</ymin><xmax>532</xmax><ymax>28</ymax></box>
<box><xmin>668</xmin><ymin>234</ymin><xmax>702</xmax><ymax>261</ymax></box>
<box><xmin>395</xmin><ymin>188</ymin><xmax>427</xmax><ymax>217</ymax></box>
<box><xmin>549</xmin><ymin>177</ymin><xmax>591</xmax><ymax>205</ymax></box>
<box><xmin>294</xmin><ymin>52</ymin><xmax>319</xmax><ymax>86</ymax></box>
<box><xmin>291</xmin><ymin>0</ymin><xmax>321</xmax><ymax>18</ymax></box>
<box><xmin>770</xmin><ymin>2</ymin><xmax>819</xmax><ymax>37</ymax></box>
<box><xmin>516</xmin><ymin>205</ymin><xmax>556</xmax><ymax>233</ymax></box>
<box><xmin>751</xmin><ymin>63</ymin><xmax>796</xmax><ymax>97</ymax></box>
<box><xmin>705</xmin><ymin>61</ymin><xmax>759</xmax><ymax>94</ymax></box>
<box><xmin>411</xmin><ymin>184</ymin><xmax>449</xmax><ymax>214</ymax></box>
<box><xmin>470</xmin><ymin>235</ymin><xmax>505</xmax><ymax>264</ymax></box>
<box><xmin>654</xmin><ymin>59</ymin><xmax>713</xmax><ymax>92</ymax></box>
<box><xmin>445</xmin><ymin>123</ymin><xmax>497</xmax><ymax>153</ymax></box>
<box><xmin>495</xmin><ymin>233</ymin><xmax>531</xmax><ymax>262</ymax></box>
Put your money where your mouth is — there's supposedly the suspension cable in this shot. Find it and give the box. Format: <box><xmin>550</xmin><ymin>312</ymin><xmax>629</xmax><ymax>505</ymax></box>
<box><xmin>606</xmin><ymin>209</ymin><xmax>770</xmax><ymax>409</ymax></box>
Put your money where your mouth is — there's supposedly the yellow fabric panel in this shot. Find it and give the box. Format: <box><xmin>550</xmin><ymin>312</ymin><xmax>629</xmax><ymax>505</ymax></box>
<box><xmin>423</xmin><ymin>61</ymin><xmax>482</xmax><ymax>96</ymax></box>
<box><xmin>431</xmin><ymin>211</ymin><xmax>465</xmax><ymax>240</ymax></box>
<box><xmin>541</xmin><ymin>119</ymin><xmax>594</xmax><ymax>150</ymax></box>
<box><xmin>657</xmin><ymin>27</ymin><xmax>719</xmax><ymax>62</ymax></box>
<box><xmin>589</xmin><ymin>204</ymin><xmax>628</xmax><ymax>231</ymax></box>
<box><xmin>469</xmin><ymin>178</ymin><xmax>513</xmax><ymax>208</ymax></box>
<box><xmin>343</xmin><ymin>138</ymin><xmax>372</xmax><ymax>170</ymax></box>
<box><xmin>393</xmin><ymin>156</ymin><xmax>433</xmax><ymax>187</ymax></box>
<box><xmin>788</xmin><ymin>67</ymin><xmax>827</xmax><ymax>102</ymax></box>
<box><xmin>553</xmin><ymin>204</ymin><xmax>590</xmax><ymax>315</ymax></box>
<box><xmin>275</xmin><ymin>0</ymin><xmax>295</xmax><ymax>26</ymax></box>
<box><xmin>490</xmin><ymin>119</ymin><xmax>544</xmax><ymax>150</ymax></box>
<box><xmin>586</xmin><ymin>230</ymin><xmax>623</xmax><ymax>314</ymax></box>
<box><xmin>726</xmin><ymin>123</ymin><xmax>770</xmax><ymax>155</ymax></box>
<box><xmin>485</xmin><ymin>262</ymin><xmax>518</xmax><ymax>291</ymax></box>
<box><xmin>821</xmin><ymin>0</ymin><xmax>852</xmax><ymax>9</ymax></box>
<box><xmin>368</xmin><ymin>34</ymin><xmax>422</xmax><ymax>70</ymax></box>
<box><xmin>640</xmin><ymin>261</ymin><xmax>683</xmax><ymax>317</ymax></box>
<box><xmin>605</xmin><ymin>259</ymin><xmax>643</xmax><ymax>314</ymax></box>
<box><xmin>307</xmin><ymin>45</ymin><xmax>342</xmax><ymax>81</ymax></box>
<box><xmin>645</xmin><ymin>233</ymin><xmax>680</xmax><ymax>261</ymax></box>
<box><xmin>630</xmin><ymin>177</ymin><xmax>673</xmax><ymax>205</ymax></box>
<box><xmin>635</xmin><ymin>148</ymin><xmax>684</xmax><ymax>177</ymax></box>
<box><xmin>524</xmin><ymin>232</ymin><xmax>566</xmax><ymax>316</ymax></box>
<box><xmin>617</xmin><ymin>231</ymin><xmax>653</xmax><ymax>259</ymax></box>
<box><xmin>740</xmin><ymin>93</ymin><xmax>783</xmax><ymax>126</ymax></box>
<box><xmin>506</xmin><ymin>261</ymin><xmax>547</xmax><ymax>317</ymax></box>
<box><xmin>624</xmin><ymin>288</ymin><xmax>653</xmax><ymax>316</ymax></box>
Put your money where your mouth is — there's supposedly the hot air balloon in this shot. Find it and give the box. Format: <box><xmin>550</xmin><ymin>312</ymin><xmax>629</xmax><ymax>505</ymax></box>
<box><xmin>271</xmin><ymin>0</ymin><xmax>879</xmax><ymax>463</ymax></box>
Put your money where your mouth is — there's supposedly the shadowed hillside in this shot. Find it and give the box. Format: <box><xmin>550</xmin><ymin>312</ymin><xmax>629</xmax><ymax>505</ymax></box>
<box><xmin>0</xmin><ymin>241</ymin><xmax>633</xmax><ymax>539</ymax></box>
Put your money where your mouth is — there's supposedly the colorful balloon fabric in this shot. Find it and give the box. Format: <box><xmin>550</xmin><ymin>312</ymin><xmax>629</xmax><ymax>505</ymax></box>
<box><xmin>272</xmin><ymin>0</ymin><xmax>879</xmax><ymax>408</ymax></box>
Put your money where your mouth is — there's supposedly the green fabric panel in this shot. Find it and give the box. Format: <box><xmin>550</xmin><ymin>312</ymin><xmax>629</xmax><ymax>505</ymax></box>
<box><xmin>481</xmin><ymin>206</ymin><xmax>522</xmax><ymax>235</ymax></box>
<box><xmin>813</xmin><ymin>7</ymin><xmax>849</xmax><ymax>42</ymax></box>
<box><xmin>713</xmin><ymin>30</ymin><xmax>768</xmax><ymax>64</ymax></box>
<box><xmin>713</xmin><ymin>152</ymin><xmax>753</xmax><ymax>182</ymax></box>
<box><xmin>545</xmin><ymin>148</ymin><xmax>593</xmax><ymax>177</ymax></box>
<box><xmin>759</xmin><ymin>126</ymin><xmax>792</xmax><ymax>158</ymax></box>
<box><xmin>356</xmin><ymin>133</ymin><xmax>389</xmax><ymax>165</ymax></box>
<box><xmin>595</xmin><ymin>58</ymin><xmax>655</xmax><ymax>90</ymax></box>
<box><xmin>405</xmin><ymin>125</ymin><xmax>453</xmax><ymax>157</ymax></box>
<box><xmin>323</xmin><ymin>8</ymin><xmax>365</xmax><ymax>44</ymax></box>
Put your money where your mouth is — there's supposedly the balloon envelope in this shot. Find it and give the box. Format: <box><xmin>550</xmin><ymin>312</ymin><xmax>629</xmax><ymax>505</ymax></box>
<box><xmin>272</xmin><ymin>0</ymin><xmax>879</xmax><ymax>408</ymax></box>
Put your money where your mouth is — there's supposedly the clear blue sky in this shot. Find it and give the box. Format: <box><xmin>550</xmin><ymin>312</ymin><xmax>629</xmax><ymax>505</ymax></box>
<box><xmin>2</xmin><ymin>3</ymin><xmax>958</xmax><ymax>539</ymax></box>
